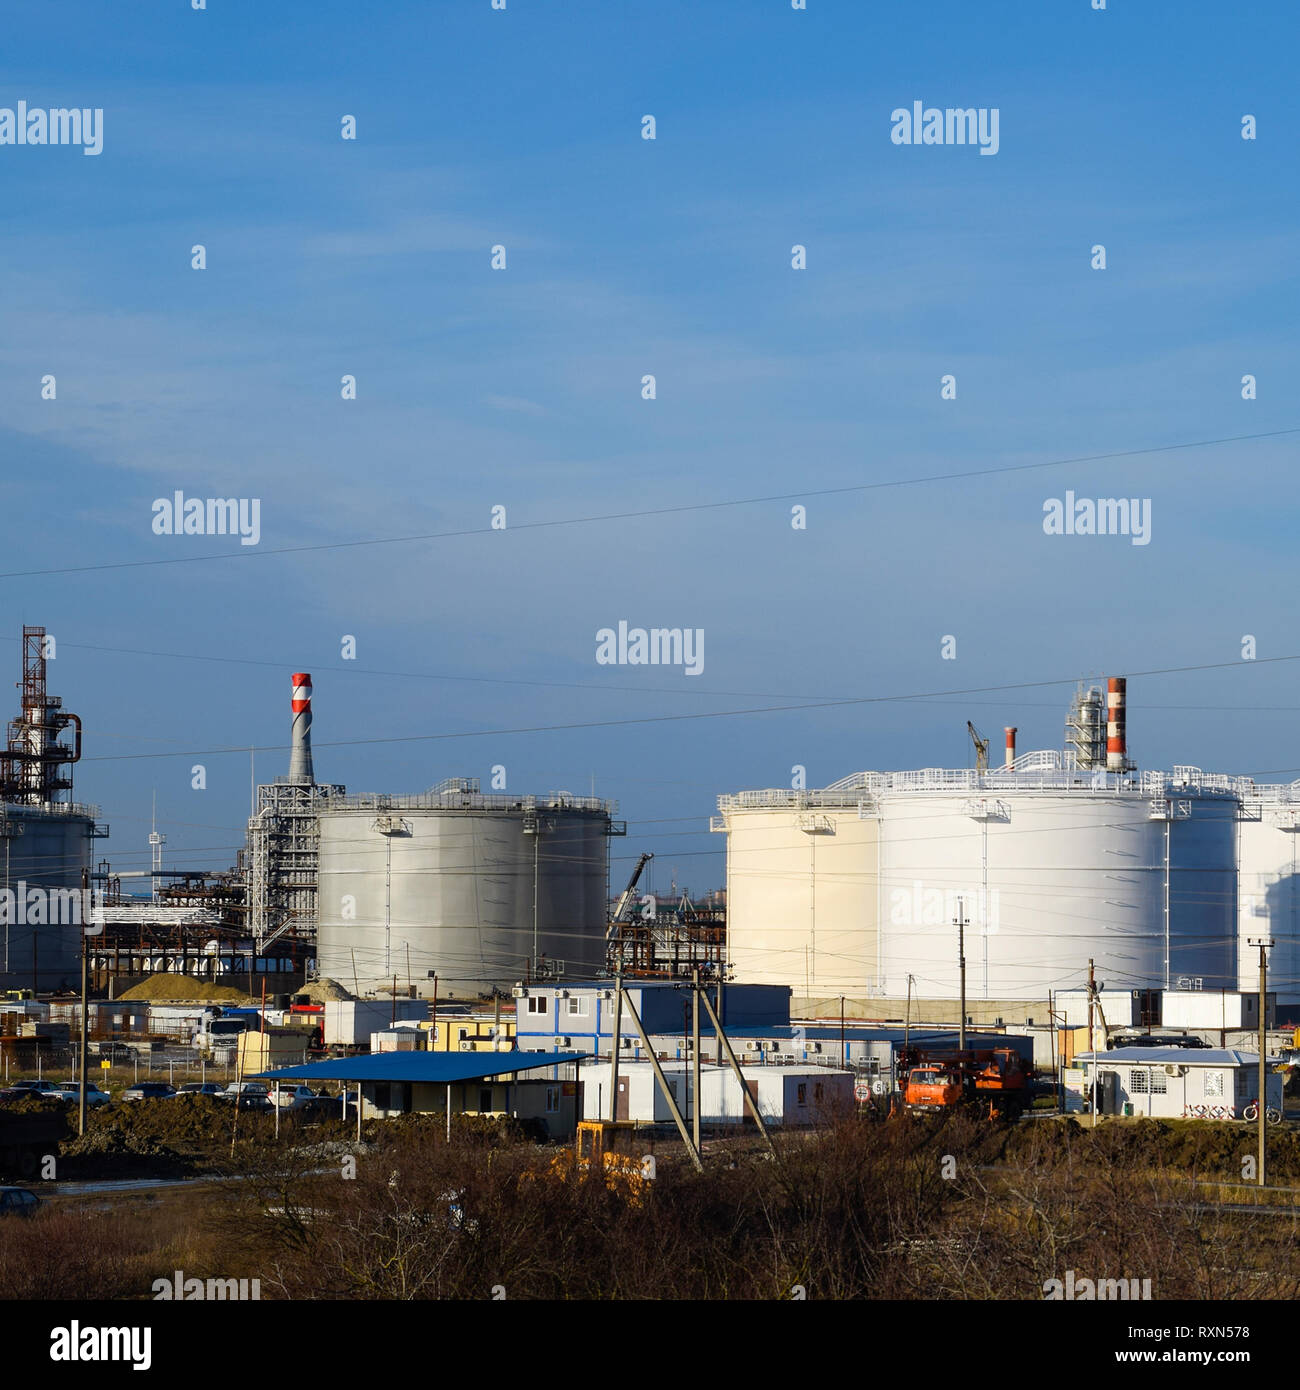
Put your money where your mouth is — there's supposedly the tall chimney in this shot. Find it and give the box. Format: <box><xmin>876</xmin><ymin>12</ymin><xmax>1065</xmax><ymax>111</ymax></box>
<box><xmin>1004</xmin><ymin>727</ymin><xmax>1017</xmax><ymax>770</ymax></box>
<box><xmin>1106</xmin><ymin>677</ymin><xmax>1127</xmax><ymax>772</ymax></box>
<box><xmin>288</xmin><ymin>672</ymin><xmax>315</xmax><ymax>784</ymax></box>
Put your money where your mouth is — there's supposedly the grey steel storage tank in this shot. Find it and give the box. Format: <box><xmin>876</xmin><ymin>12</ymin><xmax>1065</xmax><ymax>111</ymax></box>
<box><xmin>315</xmin><ymin>781</ymin><xmax>618</xmax><ymax>998</ymax></box>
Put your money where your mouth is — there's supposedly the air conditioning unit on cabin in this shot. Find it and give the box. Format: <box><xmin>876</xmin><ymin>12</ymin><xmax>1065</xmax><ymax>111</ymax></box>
<box><xmin>459</xmin><ymin>1041</ymin><xmax>475</xmax><ymax>1052</ymax></box>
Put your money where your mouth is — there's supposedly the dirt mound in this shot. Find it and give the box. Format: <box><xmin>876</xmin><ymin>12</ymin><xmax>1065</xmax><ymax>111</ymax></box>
<box><xmin>118</xmin><ymin>975</ymin><xmax>251</xmax><ymax>1004</ymax></box>
<box><xmin>293</xmin><ymin>978</ymin><xmax>353</xmax><ymax>1002</ymax></box>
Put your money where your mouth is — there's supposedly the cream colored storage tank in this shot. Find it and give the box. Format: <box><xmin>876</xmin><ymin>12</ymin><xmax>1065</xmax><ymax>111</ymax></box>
<box><xmin>714</xmin><ymin>783</ymin><xmax>879</xmax><ymax>997</ymax></box>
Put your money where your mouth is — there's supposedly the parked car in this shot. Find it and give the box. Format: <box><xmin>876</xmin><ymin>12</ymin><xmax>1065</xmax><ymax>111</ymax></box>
<box><xmin>173</xmin><ymin>1082</ymin><xmax>224</xmax><ymax>1099</ymax></box>
<box><xmin>221</xmin><ymin>1081</ymin><xmax>269</xmax><ymax>1100</ymax></box>
<box><xmin>293</xmin><ymin>1090</ymin><xmax>346</xmax><ymax>1120</ymax></box>
<box><xmin>269</xmin><ymin>1084</ymin><xmax>316</xmax><ymax>1112</ymax></box>
<box><xmin>47</xmin><ymin>1082</ymin><xmax>112</xmax><ymax>1107</ymax></box>
<box><xmin>222</xmin><ymin>1081</ymin><xmax>272</xmax><ymax>1111</ymax></box>
<box><xmin>3</xmin><ymin>1080</ymin><xmax>61</xmax><ymax>1098</ymax></box>
<box><xmin>0</xmin><ymin>1187</ymin><xmax>40</xmax><ymax>1217</ymax></box>
<box><xmin>120</xmin><ymin>1082</ymin><xmax>177</xmax><ymax>1102</ymax></box>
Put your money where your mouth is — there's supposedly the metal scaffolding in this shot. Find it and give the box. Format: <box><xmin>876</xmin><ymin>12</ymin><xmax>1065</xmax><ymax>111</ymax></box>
<box><xmin>245</xmin><ymin>778</ymin><xmax>344</xmax><ymax>953</ymax></box>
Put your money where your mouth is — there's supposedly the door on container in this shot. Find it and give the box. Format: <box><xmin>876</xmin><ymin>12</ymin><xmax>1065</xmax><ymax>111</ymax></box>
<box><xmin>615</xmin><ymin>1078</ymin><xmax>629</xmax><ymax>1121</ymax></box>
<box><xmin>741</xmin><ymin>1079</ymin><xmax>759</xmax><ymax>1125</ymax></box>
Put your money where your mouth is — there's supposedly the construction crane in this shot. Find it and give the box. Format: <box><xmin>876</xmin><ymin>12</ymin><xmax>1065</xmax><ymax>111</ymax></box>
<box><xmin>607</xmin><ymin>852</ymin><xmax>654</xmax><ymax>941</ymax></box>
<box><xmin>967</xmin><ymin>721</ymin><xmax>989</xmax><ymax>773</ymax></box>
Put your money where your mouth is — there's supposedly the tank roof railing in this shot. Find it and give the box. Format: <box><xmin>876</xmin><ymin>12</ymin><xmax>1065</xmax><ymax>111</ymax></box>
<box><xmin>327</xmin><ymin>789</ymin><xmax>617</xmax><ymax>815</ymax></box>
<box><xmin>720</xmin><ymin>764</ymin><xmax>1259</xmax><ymax>810</ymax></box>
<box><xmin>0</xmin><ymin>801</ymin><xmax>100</xmax><ymax>821</ymax></box>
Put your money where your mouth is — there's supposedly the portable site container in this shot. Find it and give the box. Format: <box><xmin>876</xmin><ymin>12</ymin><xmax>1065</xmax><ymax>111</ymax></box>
<box><xmin>323</xmin><ymin>999</ymin><xmax>428</xmax><ymax>1047</ymax></box>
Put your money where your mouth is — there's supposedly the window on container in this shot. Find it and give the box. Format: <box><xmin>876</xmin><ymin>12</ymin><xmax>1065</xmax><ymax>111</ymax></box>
<box><xmin>1204</xmin><ymin>1071</ymin><xmax>1224</xmax><ymax>1098</ymax></box>
<box><xmin>567</xmin><ymin>997</ymin><xmax>588</xmax><ymax>1017</ymax></box>
<box><xmin>1129</xmin><ymin>1070</ymin><xmax>1148</xmax><ymax>1093</ymax></box>
<box><xmin>526</xmin><ymin>997</ymin><xmax>547</xmax><ymax>1015</ymax></box>
<box><xmin>1149</xmin><ymin>1070</ymin><xmax>1167</xmax><ymax>1094</ymax></box>
<box><xmin>545</xmin><ymin>1086</ymin><xmax>560</xmax><ymax>1114</ymax></box>
<box><xmin>478</xmin><ymin>1088</ymin><xmax>493</xmax><ymax>1112</ymax></box>
<box><xmin>458</xmin><ymin>1027</ymin><xmax>469</xmax><ymax>1041</ymax></box>
<box><xmin>814</xmin><ymin>1083</ymin><xmax>824</xmax><ymax>1102</ymax></box>
<box><xmin>797</xmin><ymin>1084</ymin><xmax>807</xmax><ymax>1105</ymax></box>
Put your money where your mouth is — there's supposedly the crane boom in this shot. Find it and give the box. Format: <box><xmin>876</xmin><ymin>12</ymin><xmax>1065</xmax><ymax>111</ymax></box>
<box><xmin>607</xmin><ymin>852</ymin><xmax>654</xmax><ymax>940</ymax></box>
<box><xmin>967</xmin><ymin>721</ymin><xmax>989</xmax><ymax>773</ymax></box>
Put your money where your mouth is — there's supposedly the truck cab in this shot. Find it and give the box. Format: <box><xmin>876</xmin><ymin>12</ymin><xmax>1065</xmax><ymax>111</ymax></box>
<box><xmin>905</xmin><ymin>1066</ymin><xmax>963</xmax><ymax>1111</ymax></box>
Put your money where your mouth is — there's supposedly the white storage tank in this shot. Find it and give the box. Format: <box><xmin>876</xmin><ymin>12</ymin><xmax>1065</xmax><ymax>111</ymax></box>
<box><xmin>876</xmin><ymin>772</ymin><xmax>1237</xmax><ymax>1001</ymax></box>
<box><xmin>1236</xmin><ymin>785</ymin><xmax>1300</xmax><ymax>1001</ymax></box>
<box><xmin>316</xmin><ymin>788</ymin><xmax>616</xmax><ymax>999</ymax></box>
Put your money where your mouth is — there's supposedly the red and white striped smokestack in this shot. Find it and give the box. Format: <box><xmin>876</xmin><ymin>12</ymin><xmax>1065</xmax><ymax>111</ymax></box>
<box><xmin>1004</xmin><ymin>727</ymin><xmax>1017</xmax><ymax>770</ymax></box>
<box><xmin>1106</xmin><ymin>677</ymin><xmax>1127</xmax><ymax>773</ymax></box>
<box><xmin>288</xmin><ymin>672</ymin><xmax>315</xmax><ymax>784</ymax></box>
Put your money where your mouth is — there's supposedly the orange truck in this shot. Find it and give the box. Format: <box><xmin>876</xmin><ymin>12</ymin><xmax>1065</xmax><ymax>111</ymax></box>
<box><xmin>900</xmin><ymin>1047</ymin><xmax>1031</xmax><ymax>1121</ymax></box>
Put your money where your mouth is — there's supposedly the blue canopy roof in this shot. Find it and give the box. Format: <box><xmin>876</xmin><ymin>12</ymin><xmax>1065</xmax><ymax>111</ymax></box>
<box><xmin>254</xmin><ymin>1050</ymin><xmax>589</xmax><ymax>1084</ymax></box>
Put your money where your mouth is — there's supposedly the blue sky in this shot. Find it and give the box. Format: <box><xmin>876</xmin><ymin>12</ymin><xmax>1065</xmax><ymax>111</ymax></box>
<box><xmin>1</xmin><ymin>0</ymin><xmax>1297</xmax><ymax>897</ymax></box>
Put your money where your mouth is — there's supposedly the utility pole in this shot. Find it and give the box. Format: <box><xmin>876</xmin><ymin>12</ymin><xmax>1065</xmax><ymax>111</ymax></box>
<box><xmin>1088</xmin><ymin>959</ymin><xmax>1097</xmax><ymax>1122</ymax></box>
<box><xmin>955</xmin><ymin>897</ymin><xmax>967</xmax><ymax>1052</ymax></box>
<box><xmin>78</xmin><ymin>868</ymin><xmax>90</xmax><ymax>1138</ymax></box>
<box><xmin>608</xmin><ymin>959</ymin><xmax>624</xmax><ymax>1122</ymax></box>
<box><xmin>1249</xmin><ymin>938</ymin><xmax>1273</xmax><ymax>1188</ymax></box>
<box><xmin>698</xmin><ymin>988</ymin><xmax>775</xmax><ymax>1157</ymax></box>
<box><xmin>620</xmin><ymin>984</ymin><xmax>702</xmax><ymax>1170</ymax></box>
<box><xmin>691</xmin><ymin>968</ymin><xmax>701</xmax><ymax>1153</ymax></box>
<box><xmin>904</xmin><ymin>974</ymin><xmax>913</xmax><ymax>1050</ymax></box>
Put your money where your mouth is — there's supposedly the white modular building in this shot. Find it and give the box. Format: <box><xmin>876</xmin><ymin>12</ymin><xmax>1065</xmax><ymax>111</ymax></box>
<box><xmin>1064</xmin><ymin>1047</ymin><xmax>1283</xmax><ymax>1120</ymax></box>
<box><xmin>579</xmin><ymin>1060</ymin><xmax>854</xmax><ymax>1128</ymax></box>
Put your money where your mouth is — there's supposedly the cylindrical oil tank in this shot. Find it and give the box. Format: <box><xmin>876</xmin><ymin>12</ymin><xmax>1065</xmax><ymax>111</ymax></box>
<box><xmin>0</xmin><ymin>806</ymin><xmax>96</xmax><ymax>992</ymax></box>
<box><xmin>315</xmin><ymin>793</ymin><xmax>613</xmax><ymax>999</ymax></box>
<box><xmin>1237</xmin><ymin>795</ymin><xmax>1300</xmax><ymax>1001</ymax></box>
<box><xmin>877</xmin><ymin>787</ymin><xmax>1237</xmax><ymax>1001</ymax></box>
<box><xmin>718</xmin><ymin>795</ymin><xmax>879</xmax><ymax>997</ymax></box>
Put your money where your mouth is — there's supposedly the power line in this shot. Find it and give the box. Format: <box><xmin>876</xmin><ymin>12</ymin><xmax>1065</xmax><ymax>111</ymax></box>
<box><xmin>2</xmin><ymin>424</ymin><xmax>1296</xmax><ymax>581</ymax></box>
<box><xmin>76</xmin><ymin>649</ymin><xmax>1300</xmax><ymax>765</ymax></box>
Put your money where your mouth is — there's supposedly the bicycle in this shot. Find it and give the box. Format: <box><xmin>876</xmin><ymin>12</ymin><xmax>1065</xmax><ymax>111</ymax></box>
<box><xmin>1242</xmin><ymin>1100</ymin><xmax>1283</xmax><ymax>1125</ymax></box>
